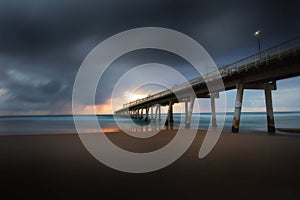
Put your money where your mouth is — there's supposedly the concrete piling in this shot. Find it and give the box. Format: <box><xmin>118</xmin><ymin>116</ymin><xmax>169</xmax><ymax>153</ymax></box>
<box><xmin>185</xmin><ymin>97</ymin><xmax>195</xmax><ymax>128</ymax></box>
<box><xmin>211</xmin><ymin>96</ymin><xmax>217</xmax><ymax>127</ymax></box>
<box><xmin>232</xmin><ymin>83</ymin><xmax>244</xmax><ymax>133</ymax></box>
<box><xmin>265</xmin><ymin>86</ymin><xmax>275</xmax><ymax>134</ymax></box>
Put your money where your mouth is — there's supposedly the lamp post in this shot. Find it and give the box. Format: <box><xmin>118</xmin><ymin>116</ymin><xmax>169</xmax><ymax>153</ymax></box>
<box><xmin>253</xmin><ymin>30</ymin><xmax>262</xmax><ymax>59</ymax></box>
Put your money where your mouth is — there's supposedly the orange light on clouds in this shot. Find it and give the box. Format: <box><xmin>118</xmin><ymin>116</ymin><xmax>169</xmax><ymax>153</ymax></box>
<box><xmin>83</xmin><ymin>103</ymin><xmax>113</xmax><ymax>114</ymax></box>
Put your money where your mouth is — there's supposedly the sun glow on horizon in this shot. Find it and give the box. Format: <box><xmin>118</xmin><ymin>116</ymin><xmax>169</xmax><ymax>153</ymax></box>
<box><xmin>124</xmin><ymin>91</ymin><xmax>148</xmax><ymax>102</ymax></box>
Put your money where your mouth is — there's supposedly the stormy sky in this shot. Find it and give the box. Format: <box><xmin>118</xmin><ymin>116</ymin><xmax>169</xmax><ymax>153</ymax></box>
<box><xmin>0</xmin><ymin>0</ymin><xmax>300</xmax><ymax>115</ymax></box>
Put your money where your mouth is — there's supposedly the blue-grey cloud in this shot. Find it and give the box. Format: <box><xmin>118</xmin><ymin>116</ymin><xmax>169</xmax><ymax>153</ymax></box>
<box><xmin>0</xmin><ymin>0</ymin><xmax>299</xmax><ymax>115</ymax></box>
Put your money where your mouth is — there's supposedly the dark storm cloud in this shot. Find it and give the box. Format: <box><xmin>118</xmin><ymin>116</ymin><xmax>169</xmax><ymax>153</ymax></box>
<box><xmin>0</xmin><ymin>68</ymin><xmax>69</xmax><ymax>113</ymax></box>
<box><xmin>0</xmin><ymin>0</ymin><xmax>199</xmax><ymax>56</ymax></box>
<box><xmin>1</xmin><ymin>0</ymin><xmax>298</xmax><ymax>57</ymax></box>
<box><xmin>0</xmin><ymin>0</ymin><xmax>299</xmax><ymax>115</ymax></box>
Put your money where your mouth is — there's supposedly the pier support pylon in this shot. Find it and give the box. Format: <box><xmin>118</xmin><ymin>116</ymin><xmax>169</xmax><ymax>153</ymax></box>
<box><xmin>185</xmin><ymin>96</ymin><xmax>196</xmax><ymax>128</ymax></box>
<box><xmin>210</xmin><ymin>95</ymin><xmax>217</xmax><ymax>127</ymax></box>
<box><xmin>151</xmin><ymin>106</ymin><xmax>153</xmax><ymax>120</ymax></box>
<box><xmin>158</xmin><ymin>104</ymin><xmax>161</xmax><ymax>121</ymax></box>
<box><xmin>154</xmin><ymin>105</ymin><xmax>158</xmax><ymax>121</ymax></box>
<box><xmin>154</xmin><ymin>104</ymin><xmax>161</xmax><ymax>121</ymax></box>
<box><xmin>232</xmin><ymin>83</ymin><xmax>244</xmax><ymax>133</ymax></box>
<box><xmin>140</xmin><ymin>108</ymin><xmax>143</xmax><ymax>120</ymax></box>
<box><xmin>265</xmin><ymin>85</ymin><xmax>275</xmax><ymax>134</ymax></box>
<box><xmin>185</xmin><ymin>100</ymin><xmax>188</xmax><ymax>123</ymax></box>
<box><xmin>169</xmin><ymin>102</ymin><xmax>174</xmax><ymax>123</ymax></box>
<box><xmin>135</xmin><ymin>109</ymin><xmax>138</xmax><ymax>119</ymax></box>
<box><xmin>165</xmin><ymin>100</ymin><xmax>174</xmax><ymax>125</ymax></box>
<box><xmin>145</xmin><ymin>107</ymin><xmax>149</xmax><ymax>121</ymax></box>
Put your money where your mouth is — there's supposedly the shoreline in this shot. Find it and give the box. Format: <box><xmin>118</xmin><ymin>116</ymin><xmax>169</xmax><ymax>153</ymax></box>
<box><xmin>277</xmin><ymin>128</ymin><xmax>300</xmax><ymax>134</ymax></box>
<box><xmin>1</xmin><ymin>126</ymin><xmax>300</xmax><ymax>137</ymax></box>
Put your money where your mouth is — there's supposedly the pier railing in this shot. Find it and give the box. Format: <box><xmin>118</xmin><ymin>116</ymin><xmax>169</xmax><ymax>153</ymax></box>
<box><xmin>218</xmin><ymin>35</ymin><xmax>300</xmax><ymax>77</ymax></box>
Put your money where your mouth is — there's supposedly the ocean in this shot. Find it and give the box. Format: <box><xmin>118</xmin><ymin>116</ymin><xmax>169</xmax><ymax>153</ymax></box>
<box><xmin>0</xmin><ymin>112</ymin><xmax>299</xmax><ymax>136</ymax></box>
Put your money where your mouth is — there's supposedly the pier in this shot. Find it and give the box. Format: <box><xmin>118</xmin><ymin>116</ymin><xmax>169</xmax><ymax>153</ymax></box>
<box><xmin>115</xmin><ymin>36</ymin><xmax>300</xmax><ymax>134</ymax></box>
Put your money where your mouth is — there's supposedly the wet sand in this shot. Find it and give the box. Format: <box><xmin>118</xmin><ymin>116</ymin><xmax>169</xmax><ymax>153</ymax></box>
<box><xmin>277</xmin><ymin>128</ymin><xmax>300</xmax><ymax>134</ymax></box>
<box><xmin>0</xmin><ymin>130</ymin><xmax>300</xmax><ymax>199</ymax></box>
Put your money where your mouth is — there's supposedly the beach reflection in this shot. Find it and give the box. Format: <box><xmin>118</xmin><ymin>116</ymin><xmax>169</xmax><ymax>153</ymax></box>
<box><xmin>102</xmin><ymin>127</ymin><xmax>121</xmax><ymax>133</ymax></box>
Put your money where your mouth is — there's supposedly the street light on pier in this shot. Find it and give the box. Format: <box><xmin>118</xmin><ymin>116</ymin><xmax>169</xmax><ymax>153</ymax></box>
<box><xmin>253</xmin><ymin>30</ymin><xmax>262</xmax><ymax>59</ymax></box>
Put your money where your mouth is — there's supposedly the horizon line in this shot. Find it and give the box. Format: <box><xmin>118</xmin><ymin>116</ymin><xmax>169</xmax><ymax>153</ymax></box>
<box><xmin>1</xmin><ymin>110</ymin><xmax>300</xmax><ymax>117</ymax></box>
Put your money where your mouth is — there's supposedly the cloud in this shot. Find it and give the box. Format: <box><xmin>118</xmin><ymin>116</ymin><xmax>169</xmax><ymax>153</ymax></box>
<box><xmin>0</xmin><ymin>0</ymin><xmax>299</xmax><ymax>115</ymax></box>
<box><xmin>83</xmin><ymin>104</ymin><xmax>113</xmax><ymax>115</ymax></box>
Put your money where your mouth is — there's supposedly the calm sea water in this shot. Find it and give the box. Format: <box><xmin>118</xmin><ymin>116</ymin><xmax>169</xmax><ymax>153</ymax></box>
<box><xmin>0</xmin><ymin>112</ymin><xmax>299</xmax><ymax>136</ymax></box>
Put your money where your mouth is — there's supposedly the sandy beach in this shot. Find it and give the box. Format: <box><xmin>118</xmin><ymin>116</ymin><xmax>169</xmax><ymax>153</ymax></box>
<box><xmin>0</xmin><ymin>130</ymin><xmax>299</xmax><ymax>199</ymax></box>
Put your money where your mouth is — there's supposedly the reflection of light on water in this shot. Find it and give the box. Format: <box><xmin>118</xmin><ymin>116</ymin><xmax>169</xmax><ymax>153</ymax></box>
<box><xmin>80</xmin><ymin>125</ymin><xmax>166</xmax><ymax>134</ymax></box>
<box><xmin>86</xmin><ymin>125</ymin><xmax>169</xmax><ymax>134</ymax></box>
<box><xmin>129</xmin><ymin>124</ymin><xmax>163</xmax><ymax>133</ymax></box>
<box><xmin>102</xmin><ymin>127</ymin><xmax>121</xmax><ymax>133</ymax></box>
<box><xmin>118</xmin><ymin>121</ymin><xmax>178</xmax><ymax>133</ymax></box>
<box><xmin>77</xmin><ymin>126</ymin><xmax>121</xmax><ymax>134</ymax></box>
